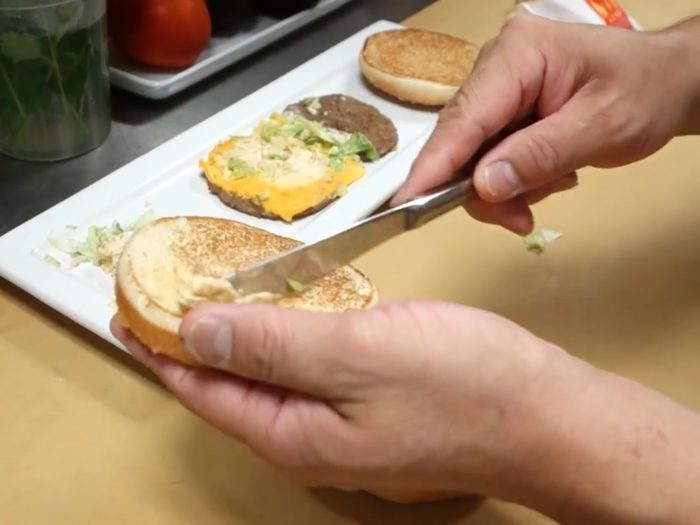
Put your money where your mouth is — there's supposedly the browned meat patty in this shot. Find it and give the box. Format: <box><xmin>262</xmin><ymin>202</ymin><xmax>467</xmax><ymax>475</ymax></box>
<box><xmin>204</xmin><ymin>177</ymin><xmax>339</xmax><ymax>222</ymax></box>
<box><xmin>285</xmin><ymin>94</ymin><xmax>399</xmax><ymax>158</ymax></box>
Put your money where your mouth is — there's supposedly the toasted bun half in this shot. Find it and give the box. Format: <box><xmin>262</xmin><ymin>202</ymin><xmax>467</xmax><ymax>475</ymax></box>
<box><xmin>359</xmin><ymin>28</ymin><xmax>479</xmax><ymax>107</ymax></box>
<box><xmin>115</xmin><ymin>216</ymin><xmax>379</xmax><ymax>366</ymax></box>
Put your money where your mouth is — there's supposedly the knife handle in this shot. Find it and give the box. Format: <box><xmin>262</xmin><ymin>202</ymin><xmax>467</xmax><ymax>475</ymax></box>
<box><xmin>400</xmin><ymin>135</ymin><xmax>500</xmax><ymax>230</ymax></box>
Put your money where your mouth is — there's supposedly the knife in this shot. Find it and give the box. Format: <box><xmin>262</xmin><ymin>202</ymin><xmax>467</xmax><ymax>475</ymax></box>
<box><xmin>225</xmin><ymin>140</ymin><xmax>496</xmax><ymax>297</ymax></box>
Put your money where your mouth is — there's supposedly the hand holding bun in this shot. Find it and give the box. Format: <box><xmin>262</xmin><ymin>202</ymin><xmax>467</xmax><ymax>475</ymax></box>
<box><xmin>112</xmin><ymin>266</ymin><xmax>567</xmax><ymax>509</ymax></box>
<box><xmin>114</xmin><ymin>215</ymin><xmax>378</xmax><ymax>366</ymax></box>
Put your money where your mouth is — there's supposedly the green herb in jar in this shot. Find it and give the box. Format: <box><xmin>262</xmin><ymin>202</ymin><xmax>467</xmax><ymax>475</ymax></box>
<box><xmin>0</xmin><ymin>0</ymin><xmax>110</xmax><ymax>161</ymax></box>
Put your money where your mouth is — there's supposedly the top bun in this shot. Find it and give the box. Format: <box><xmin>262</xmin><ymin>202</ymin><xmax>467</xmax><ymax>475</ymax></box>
<box><xmin>359</xmin><ymin>28</ymin><xmax>479</xmax><ymax>106</ymax></box>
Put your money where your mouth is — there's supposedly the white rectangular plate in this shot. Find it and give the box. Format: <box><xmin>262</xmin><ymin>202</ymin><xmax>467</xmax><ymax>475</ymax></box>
<box><xmin>0</xmin><ymin>20</ymin><xmax>438</xmax><ymax>353</ymax></box>
<box><xmin>109</xmin><ymin>0</ymin><xmax>354</xmax><ymax>99</ymax></box>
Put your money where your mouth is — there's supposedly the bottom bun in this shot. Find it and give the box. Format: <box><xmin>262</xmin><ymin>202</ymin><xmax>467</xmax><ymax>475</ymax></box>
<box><xmin>115</xmin><ymin>216</ymin><xmax>379</xmax><ymax>365</ymax></box>
<box><xmin>116</xmin><ymin>276</ymin><xmax>197</xmax><ymax>365</ymax></box>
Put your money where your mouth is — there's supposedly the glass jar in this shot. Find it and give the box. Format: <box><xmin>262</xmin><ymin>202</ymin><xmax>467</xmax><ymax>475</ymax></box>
<box><xmin>0</xmin><ymin>0</ymin><xmax>111</xmax><ymax>161</ymax></box>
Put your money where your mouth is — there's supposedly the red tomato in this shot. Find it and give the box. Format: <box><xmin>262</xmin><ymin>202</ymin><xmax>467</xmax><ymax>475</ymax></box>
<box><xmin>108</xmin><ymin>0</ymin><xmax>211</xmax><ymax>69</ymax></box>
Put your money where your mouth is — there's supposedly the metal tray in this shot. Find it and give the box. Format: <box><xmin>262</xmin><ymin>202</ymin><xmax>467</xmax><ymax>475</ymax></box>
<box><xmin>108</xmin><ymin>0</ymin><xmax>353</xmax><ymax>100</ymax></box>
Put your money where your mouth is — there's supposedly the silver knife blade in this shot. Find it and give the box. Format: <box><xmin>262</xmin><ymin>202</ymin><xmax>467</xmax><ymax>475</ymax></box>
<box><xmin>224</xmin><ymin>133</ymin><xmax>503</xmax><ymax>297</ymax></box>
<box><xmin>225</xmin><ymin>176</ymin><xmax>476</xmax><ymax>297</ymax></box>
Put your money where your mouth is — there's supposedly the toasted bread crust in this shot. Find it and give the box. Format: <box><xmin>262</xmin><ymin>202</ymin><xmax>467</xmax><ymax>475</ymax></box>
<box><xmin>116</xmin><ymin>276</ymin><xmax>200</xmax><ymax>366</ymax></box>
<box><xmin>362</xmin><ymin>29</ymin><xmax>477</xmax><ymax>86</ymax></box>
<box><xmin>203</xmin><ymin>176</ymin><xmax>338</xmax><ymax>222</ymax></box>
<box><xmin>360</xmin><ymin>28</ymin><xmax>478</xmax><ymax>106</ymax></box>
<box><xmin>116</xmin><ymin>216</ymin><xmax>379</xmax><ymax>367</ymax></box>
<box><xmin>360</xmin><ymin>55</ymin><xmax>459</xmax><ymax>107</ymax></box>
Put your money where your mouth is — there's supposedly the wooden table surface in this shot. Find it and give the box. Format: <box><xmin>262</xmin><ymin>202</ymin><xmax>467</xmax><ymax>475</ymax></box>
<box><xmin>2</xmin><ymin>0</ymin><xmax>699</xmax><ymax>523</ymax></box>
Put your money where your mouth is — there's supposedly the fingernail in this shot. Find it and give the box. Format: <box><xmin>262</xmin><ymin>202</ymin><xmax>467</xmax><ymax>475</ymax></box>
<box><xmin>482</xmin><ymin>161</ymin><xmax>521</xmax><ymax>199</ymax></box>
<box><xmin>182</xmin><ymin>316</ymin><xmax>232</xmax><ymax>367</ymax></box>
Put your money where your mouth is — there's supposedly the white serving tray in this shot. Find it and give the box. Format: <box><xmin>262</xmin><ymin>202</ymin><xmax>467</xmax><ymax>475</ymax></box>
<box><xmin>109</xmin><ymin>0</ymin><xmax>354</xmax><ymax>100</ymax></box>
<box><xmin>0</xmin><ymin>20</ymin><xmax>439</xmax><ymax>353</ymax></box>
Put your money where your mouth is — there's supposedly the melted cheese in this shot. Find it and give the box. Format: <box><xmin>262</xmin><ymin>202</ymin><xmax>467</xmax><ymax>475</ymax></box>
<box><xmin>199</xmin><ymin>117</ymin><xmax>365</xmax><ymax>222</ymax></box>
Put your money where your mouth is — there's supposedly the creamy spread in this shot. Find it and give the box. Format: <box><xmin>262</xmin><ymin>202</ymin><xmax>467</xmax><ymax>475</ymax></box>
<box><xmin>213</xmin><ymin>113</ymin><xmax>353</xmax><ymax>189</ymax></box>
<box><xmin>214</xmin><ymin>134</ymin><xmax>333</xmax><ymax>190</ymax></box>
<box><xmin>123</xmin><ymin>218</ymin><xmax>376</xmax><ymax>317</ymax></box>
<box><xmin>133</xmin><ymin>251</ymin><xmax>284</xmax><ymax>316</ymax></box>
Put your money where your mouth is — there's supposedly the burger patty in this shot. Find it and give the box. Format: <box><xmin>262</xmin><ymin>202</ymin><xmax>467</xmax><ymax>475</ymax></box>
<box><xmin>204</xmin><ymin>177</ymin><xmax>340</xmax><ymax>222</ymax></box>
<box><xmin>285</xmin><ymin>94</ymin><xmax>399</xmax><ymax>158</ymax></box>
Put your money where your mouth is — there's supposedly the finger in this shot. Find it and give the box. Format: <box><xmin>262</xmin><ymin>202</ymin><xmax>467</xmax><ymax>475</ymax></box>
<box><xmin>178</xmin><ymin>303</ymin><xmax>378</xmax><ymax>397</ymax></box>
<box><xmin>462</xmin><ymin>172</ymin><xmax>577</xmax><ymax>234</ymax></box>
<box><xmin>392</xmin><ymin>39</ymin><xmax>545</xmax><ymax>205</ymax></box>
<box><xmin>524</xmin><ymin>171</ymin><xmax>578</xmax><ymax>205</ymax></box>
<box><xmin>110</xmin><ymin>316</ymin><xmax>299</xmax><ymax>451</ymax></box>
<box><xmin>110</xmin><ymin>315</ymin><xmax>167</xmax><ymax>369</ymax></box>
<box><xmin>464</xmin><ymin>197</ymin><xmax>534</xmax><ymax>235</ymax></box>
<box><xmin>473</xmin><ymin>98</ymin><xmax>597</xmax><ymax>202</ymax></box>
<box><xmin>110</xmin><ymin>315</ymin><xmax>213</xmax><ymax>386</ymax></box>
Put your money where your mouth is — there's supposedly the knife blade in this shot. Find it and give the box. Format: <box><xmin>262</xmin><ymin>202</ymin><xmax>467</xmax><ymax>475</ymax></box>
<box><xmin>225</xmin><ymin>138</ymin><xmax>499</xmax><ymax>297</ymax></box>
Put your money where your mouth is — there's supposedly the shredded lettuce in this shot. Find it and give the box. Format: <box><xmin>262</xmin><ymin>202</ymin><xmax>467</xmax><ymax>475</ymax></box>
<box><xmin>327</xmin><ymin>132</ymin><xmax>379</xmax><ymax>172</ymax></box>
<box><xmin>48</xmin><ymin>208</ymin><xmax>156</xmax><ymax>268</ymax></box>
<box><xmin>264</xmin><ymin>152</ymin><xmax>289</xmax><ymax>161</ymax></box>
<box><xmin>43</xmin><ymin>254</ymin><xmax>61</xmax><ymax>267</ymax></box>
<box><xmin>327</xmin><ymin>155</ymin><xmax>345</xmax><ymax>172</ymax></box>
<box><xmin>227</xmin><ymin>158</ymin><xmax>255</xmax><ymax>178</ymax></box>
<box><xmin>258</xmin><ymin>112</ymin><xmax>379</xmax><ymax>173</ymax></box>
<box><xmin>328</xmin><ymin>131</ymin><xmax>379</xmax><ymax>170</ymax></box>
<box><xmin>287</xmin><ymin>278</ymin><xmax>310</xmax><ymax>293</ymax></box>
<box><xmin>303</xmin><ymin>97</ymin><xmax>322</xmax><ymax>113</ymax></box>
<box><xmin>524</xmin><ymin>229</ymin><xmax>563</xmax><ymax>255</ymax></box>
<box><xmin>259</xmin><ymin>113</ymin><xmax>337</xmax><ymax>146</ymax></box>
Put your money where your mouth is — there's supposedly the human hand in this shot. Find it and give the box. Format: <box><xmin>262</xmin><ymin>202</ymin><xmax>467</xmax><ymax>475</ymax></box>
<box><xmin>393</xmin><ymin>14</ymin><xmax>700</xmax><ymax>234</ymax></box>
<box><xmin>110</xmin><ymin>300</ymin><xmax>576</xmax><ymax>503</ymax></box>
<box><xmin>112</xmin><ymin>297</ymin><xmax>700</xmax><ymax>522</ymax></box>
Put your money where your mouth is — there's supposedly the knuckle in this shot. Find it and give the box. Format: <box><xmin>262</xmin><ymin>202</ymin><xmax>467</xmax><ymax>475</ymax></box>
<box><xmin>440</xmin><ymin>83</ymin><xmax>487</xmax><ymax>141</ymax></box>
<box><xmin>501</xmin><ymin>11</ymin><xmax>532</xmax><ymax>34</ymax></box>
<box><xmin>262</xmin><ymin>428</ymin><xmax>356</xmax><ymax>487</ymax></box>
<box><xmin>501</xmin><ymin>13</ymin><xmax>547</xmax><ymax>49</ymax></box>
<box><xmin>163</xmin><ymin>367</ymin><xmax>197</xmax><ymax>398</ymax></box>
<box><xmin>346</xmin><ymin>308</ymin><xmax>396</xmax><ymax>356</ymax></box>
<box><xmin>474</xmin><ymin>37</ymin><xmax>497</xmax><ymax>66</ymax></box>
<box><xmin>240</xmin><ymin>310</ymin><xmax>288</xmax><ymax>383</ymax></box>
<box><xmin>523</xmin><ymin>131</ymin><xmax>564</xmax><ymax>178</ymax></box>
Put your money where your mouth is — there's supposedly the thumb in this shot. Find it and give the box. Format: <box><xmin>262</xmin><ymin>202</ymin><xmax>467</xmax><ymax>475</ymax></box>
<box><xmin>473</xmin><ymin>98</ymin><xmax>600</xmax><ymax>202</ymax></box>
<box><xmin>178</xmin><ymin>303</ymin><xmax>377</xmax><ymax>396</ymax></box>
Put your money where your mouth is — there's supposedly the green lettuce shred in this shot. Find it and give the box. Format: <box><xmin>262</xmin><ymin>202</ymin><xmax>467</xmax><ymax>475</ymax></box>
<box><xmin>48</xmin><ymin>208</ymin><xmax>156</xmax><ymax>268</ymax></box>
<box><xmin>524</xmin><ymin>229</ymin><xmax>563</xmax><ymax>255</ymax></box>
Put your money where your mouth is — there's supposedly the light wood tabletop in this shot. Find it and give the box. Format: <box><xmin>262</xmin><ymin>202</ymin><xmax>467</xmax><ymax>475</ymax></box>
<box><xmin>2</xmin><ymin>0</ymin><xmax>699</xmax><ymax>523</ymax></box>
